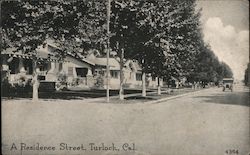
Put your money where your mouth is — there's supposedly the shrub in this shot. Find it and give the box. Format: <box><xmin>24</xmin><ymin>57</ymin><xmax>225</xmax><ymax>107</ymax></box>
<box><xmin>56</xmin><ymin>72</ymin><xmax>68</xmax><ymax>90</ymax></box>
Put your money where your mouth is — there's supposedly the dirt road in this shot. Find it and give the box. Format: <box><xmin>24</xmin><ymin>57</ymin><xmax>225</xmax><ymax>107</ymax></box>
<box><xmin>2</xmin><ymin>84</ymin><xmax>249</xmax><ymax>155</ymax></box>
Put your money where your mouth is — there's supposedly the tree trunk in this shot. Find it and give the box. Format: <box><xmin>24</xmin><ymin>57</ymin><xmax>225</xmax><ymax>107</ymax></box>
<box><xmin>157</xmin><ymin>76</ymin><xmax>161</xmax><ymax>95</ymax></box>
<box><xmin>32</xmin><ymin>74</ymin><xmax>39</xmax><ymax>101</ymax></box>
<box><xmin>32</xmin><ymin>60</ymin><xmax>39</xmax><ymax>102</ymax></box>
<box><xmin>119</xmin><ymin>47</ymin><xmax>124</xmax><ymax>100</ymax></box>
<box><xmin>157</xmin><ymin>38</ymin><xmax>161</xmax><ymax>95</ymax></box>
<box><xmin>142</xmin><ymin>72</ymin><xmax>146</xmax><ymax>97</ymax></box>
<box><xmin>142</xmin><ymin>59</ymin><xmax>146</xmax><ymax>97</ymax></box>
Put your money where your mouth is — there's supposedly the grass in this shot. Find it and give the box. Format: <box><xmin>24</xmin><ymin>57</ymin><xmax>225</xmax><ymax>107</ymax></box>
<box><xmin>87</xmin><ymin>87</ymin><xmax>204</xmax><ymax>104</ymax></box>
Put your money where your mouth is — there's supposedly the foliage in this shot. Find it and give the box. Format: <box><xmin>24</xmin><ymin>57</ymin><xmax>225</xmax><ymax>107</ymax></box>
<box><xmin>1</xmin><ymin>0</ymin><xmax>233</xmax><ymax>86</ymax></box>
<box><xmin>107</xmin><ymin>0</ymin><xmax>205</xmax><ymax>82</ymax></box>
<box><xmin>94</xmin><ymin>76</ymin><xmax>104</xmax><ymax>88</ymax></box>
<box><xmin>1</xmin><ymin>75</ymin><xmax>32</xmax><ymax>97</ymax></box>
<box><xmin>187</xmin><ymin>44</ymin><xmax>233</xmax><ymax>83</ymax></box>
<box><xmin>56</xmin><ymin>71</ymin><xmax>67</xmax><ymax>90</ymax></box>
<box><xmin>2</xmin><ymin>0</ymin><xmax>105</xmax><ymax>55</ymax></box>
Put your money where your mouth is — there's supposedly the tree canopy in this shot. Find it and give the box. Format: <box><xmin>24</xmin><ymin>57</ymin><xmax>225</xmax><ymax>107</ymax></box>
<box><xmin>1</xmin><ymin>0</ymin><xmax>233</xmax><ymax>84</ymax></box>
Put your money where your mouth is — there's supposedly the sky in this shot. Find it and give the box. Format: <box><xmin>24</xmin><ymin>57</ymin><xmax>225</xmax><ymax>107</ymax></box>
<box><xmin>196</xmin><ymin>0</ymin><xmax>249</xmax><ymax>80</ymax></box>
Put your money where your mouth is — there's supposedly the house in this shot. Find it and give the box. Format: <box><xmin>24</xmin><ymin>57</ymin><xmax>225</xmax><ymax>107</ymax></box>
<box><xmin>1</xmin><ymin>41</ymin><xmax>165</xmax><ymax>91</ymax></box>
<box><xmin>61</xmin><ymin>52</ymin><xmax>95</xmax><ymax>88</ymax></box>
<box><xmin>123</xmin><ymin>60</ymin><xmax>143</xmax><ymax>88</ymax></box>
<box><xmin>84</xmin><ymin>53</ymin><xmax>150</xmax><ymax>89</ymax></box>
<box><xmin>85</xmin><ymin>54</ymin><xmax>163</xmax><ymax>89</ymax></box>
<box><xmin>36</xmin><ymin>40</ymin><xmax>63</xmax><ymax>82</ymax></box>
<box><xmin>1</xmin><ymin>48</ymin><xmax>34</xmax><ymax>84</ymax></box>
<box><xmin>86</xmin><ymin>54</ymin><xmax>121</xmax><ymax>89</ymax></box>
<box><xmin>146</xmin><ymin>73</ymin><xmax>163</xmax><ymax>88</ymax></box>
<box><xmin>123</xmin><ymin>60</ymin><xmax>163</xmax><ymax>88</ymax></box>
<box><xmin>1</xmin><ymin>40</ymin><xmax>62</xmax><ymax>91</ymax></box>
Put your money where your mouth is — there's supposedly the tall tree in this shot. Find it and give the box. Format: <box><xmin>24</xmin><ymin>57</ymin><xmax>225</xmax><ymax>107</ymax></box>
<box><xmin>1</xmin><ymin>0</ymin><xmax>97</xmax><ymax>100</ymax></box>
<box><xmin>188</xmin><ymin>43</ymin><xmax>233</xmax><ymax>84</ymax></box>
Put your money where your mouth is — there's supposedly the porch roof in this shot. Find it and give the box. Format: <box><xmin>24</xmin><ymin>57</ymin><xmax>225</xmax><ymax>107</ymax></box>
<box><xmin>2</xmin><ymin>48</ymin><xmax>61</xmax><ymax>62</ymax></box>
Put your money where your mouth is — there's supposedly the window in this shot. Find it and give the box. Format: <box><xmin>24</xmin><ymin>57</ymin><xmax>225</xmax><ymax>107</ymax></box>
<box><xmin>24</xmin><ymin>59</ymin><xmax>33</xmax><ymax>75</ymax></box>
<box><xmin>76</xmin><ymin>68</ymin><xmax>88</xmax><ymax>77</ymax></box>
<box><xmin>39</xmin><ymin>63</ymin><xmax>48</xmax><ymax>71</ymax></box>
<box><xmin>38</xmin><ymin>75</ymin><xmax>45</xmax><ymax>80</ymax></box>
<box><xmin>95</xmin><ymin>70</ymin><xmax>104</xmax><ymax>76</ymax></box>
<box><xmin>9</xmin><ymin>58</ymin><xmax>19</xmax><ymax>74</ymax></box>
<box><xmin>136</xmin><ymin>73</ymin><xmax>142</xmax><ymax>81</ymax></box>
<box><xmin>110</xmin><ymin>70</ymin><xmax>119</xmax><ymax>79</ymax></box>
<box><xmin>152</xmin><ymin>76</ymin><xmax>156</xmax><ymax>81</ymax></box>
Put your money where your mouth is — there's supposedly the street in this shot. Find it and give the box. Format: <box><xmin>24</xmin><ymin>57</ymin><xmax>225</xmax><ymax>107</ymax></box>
<box><xmin>2</xmin><ymin>84</ymin><xmax>249</xmax><ymax>155</ymax></box>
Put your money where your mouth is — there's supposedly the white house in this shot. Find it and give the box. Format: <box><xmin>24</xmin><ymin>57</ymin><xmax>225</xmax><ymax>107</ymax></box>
<box><xmin>86</xmin><ymin>54</ymin><xmax>121</xmax><ymax>89</ymax></box>
<box><xmin>123</xmin><ymin>60</ymin><xmax>142</xmax><ymax>88</ymax></box>
<box><xmin>61</xmin><ymin>52</ymin><xmax>95</xmax><ymax>88</ymax></box>
<box><xmin>1</xmin><ymin>41</ymin><xmax>62</xmax><ymax>89</ymax></box>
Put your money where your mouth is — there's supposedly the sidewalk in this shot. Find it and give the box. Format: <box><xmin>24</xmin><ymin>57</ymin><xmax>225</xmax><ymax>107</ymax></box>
<box><xmin>86</xmin><ymin>87</ymin><xmax>212</xmax><ymax>104</ymax></box>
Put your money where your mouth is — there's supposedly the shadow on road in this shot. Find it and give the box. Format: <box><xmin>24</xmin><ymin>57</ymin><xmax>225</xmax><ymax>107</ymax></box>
<box><xmin>195</xmin><ymin>91</ymin><xmax>249</xmax><ymax>107</ymax></box>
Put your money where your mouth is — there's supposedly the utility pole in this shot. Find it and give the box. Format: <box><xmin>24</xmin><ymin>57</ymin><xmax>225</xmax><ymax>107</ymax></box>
<box><xmin>106</xmin><ymin>0</ymin><xmax>111</xmax><ymax>102</ymax></box>
<box><xmin>0</xmin><ymin>0</ymin><xmax>3</xmax><ymax>53</ymax></box>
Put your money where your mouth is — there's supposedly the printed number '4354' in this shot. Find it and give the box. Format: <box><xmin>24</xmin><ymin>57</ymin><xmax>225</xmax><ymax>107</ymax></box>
<box><xmin>225</xmin><ymin>149</ymin><xmax>239</xmax><ymax>155</ymax></box>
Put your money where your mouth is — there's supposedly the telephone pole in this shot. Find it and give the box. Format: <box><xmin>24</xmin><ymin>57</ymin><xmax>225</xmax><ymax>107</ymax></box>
<box><xmin>106</xmin><ymin>0</ymin><xmax>111</xmax><ymax>102</ymax></box>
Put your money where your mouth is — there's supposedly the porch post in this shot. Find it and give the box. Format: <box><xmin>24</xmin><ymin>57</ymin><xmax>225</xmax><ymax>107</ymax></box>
<box><xmin>86</xmin><ymin>68</ymin><xmax>94</xmax><ymax>87</ymax></box>
<box><xmin>87</xmin><ymin>68</ymin><xmax>93</xmax><ymax>76</ymax></box>
<box><xmin>47</xmin><ymin>62</ymin><xmax>57</xmax><ymax>81</ymax></box>
<box><xmin>48</xmin><ymin>62</ymin><xmax>56</xmax><ymax>73</ymax></box>
<box><xmin>19</xmin><ymin>58</ymin><xmax>26</xmax><ymax>74</ymax></box>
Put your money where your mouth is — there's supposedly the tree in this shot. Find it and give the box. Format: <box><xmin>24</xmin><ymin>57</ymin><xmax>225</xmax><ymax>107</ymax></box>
<box><xmin>188</xmin><ymin>43</ymin><xmax>233</xmax><ymax>85</ymax></box>
<box><xmin>2</xmin><ymin>0</ymin><xmax>232</xmax><ymax>101</ymax></box>
<box><xmin>1</xmin><ymin>0</ymin><xmax>98</xmax><ymax>100</ymax></box>
<box><xmin>107</xmin><ymin>0</ymin><xmax>205</xmax><ymax>96</ymax></box>
<box><xmin>109</xmin><ymin>0</ymin><xmax>137</xmax><ymax>99</ymax></box>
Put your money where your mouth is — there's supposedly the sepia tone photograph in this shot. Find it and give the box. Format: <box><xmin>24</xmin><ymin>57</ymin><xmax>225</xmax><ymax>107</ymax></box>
<box><xmin>1</xmin><ymin>0</ymin><xmax>249</xmax><ymax>155</ymax></box>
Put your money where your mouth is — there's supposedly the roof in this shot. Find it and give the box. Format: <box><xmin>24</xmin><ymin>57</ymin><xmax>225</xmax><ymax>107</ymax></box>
<box><xmin>2</xmin><ymin>48</ymin><xmax>32</xmax><ymax>59</ymax></box>
<box><xmin>66</xmin><ymin>52</ymin><xmax>95</xmax><ymax>66</ymax></box>
<box><xmin>223</xmin><ymin>78</ymin><xmax>234</xmax><ymax>81</ymax></box>
<box><xmin>2</xmin><ymin>39</ymin><xmax>62</xmax><ymax>61</ymax></box>
<box><xmin>2</xmin><ymin>47</ymin><xmax>18</xmax><ymax>54</ymax></box>
<box><xmin>2</xmin><ymin>47</ymin><xmax>60</xmax><ymax>61</ymax></box>
<box><xmin>124</xmin><ymin>60</ymin><xmax>142</xmax><ymax>71</ymax></box>
<box><xmin>93</xmin><ymin>57</ymin><xmax>120</xmax><ymax>70</ymax></box>
<box><xmin>133</xmin><ymin>61</ymin><xmax>142</xmax><ymax>71</ymax></box>
<box><xmin>46</xmin><ymin>39</ymin><xmax>61</xmax><ymax>50</ymax></box>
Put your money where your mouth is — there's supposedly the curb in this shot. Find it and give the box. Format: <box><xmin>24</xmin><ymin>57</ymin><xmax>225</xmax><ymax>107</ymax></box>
<box><xmin>83</xmin><ymin>87</ymin><xmax>214</xmax><ymax>104</ymax></box>
<box><xmin>82</xmin><ymin>90</ymin><xmax>163</xmax><ymax>103</ymax></box>
<box><xmin>145</xmin><ymin>87</ymin><xmax>213</xmax><ymax>104</ymax></box>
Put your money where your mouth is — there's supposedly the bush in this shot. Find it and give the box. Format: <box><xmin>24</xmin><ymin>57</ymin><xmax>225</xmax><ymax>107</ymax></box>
<box><xmin>1</xmin><ymin>75</ymin><xmax>32</xmax><ymax>97</ymax></box>
<box><xmin>56</xmin><ymin>72</ymin><xmax>68</xmax><ymax>90</ymax></box>
<box><xmin>94</xmin><ymin>76</ymin><xmax>104</xmax><ymax>88</ymax></box>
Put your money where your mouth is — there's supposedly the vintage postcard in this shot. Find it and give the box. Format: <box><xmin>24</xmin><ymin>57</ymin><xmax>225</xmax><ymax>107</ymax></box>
<box><xmin>1</xmin><ymin>0</ymin><xmax>249</xmax><ymax>155</ymax></box>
